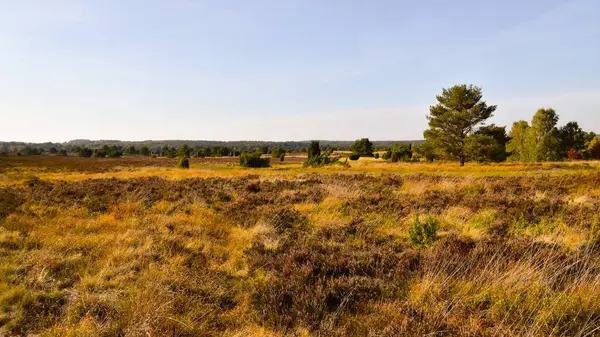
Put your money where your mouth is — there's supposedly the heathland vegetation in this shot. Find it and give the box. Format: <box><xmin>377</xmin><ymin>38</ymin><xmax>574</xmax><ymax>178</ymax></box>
<box><xmin>1</xmin><ymin>156</ymin><xmax>600</xmax><ymax>336</ymax></box>
<box><xmin>1</xmin><ymin>84</ymin><xmax>600</xmax><ymax>336</ymax></box>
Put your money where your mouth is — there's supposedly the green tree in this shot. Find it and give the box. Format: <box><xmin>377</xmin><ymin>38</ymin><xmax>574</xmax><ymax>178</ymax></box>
<box><xmin>93</xmin><ymin>145</ymin><xmax>109</xmax><ymax>158</ymax></box>
<box><xmin>412</xmin><ymin>143</ymin><xmax>435</xmax><ymax>162</ymax></box>
<box><xmin>424</xmin><ymin>85</ymin><xmax>496</xmax><ymax>166</ymax></box>
<box><xmin>507</xmin><ymin>121</ymin><xmax>530</xmax><ymax>161</ymax></box>
<box><xmin>178</xmin><ymin>157</ymin><xmax>190</xmax><ymax>169</ymax></box>
<box><xmin>124</xmin><ymin>145</ymin><xmax>137</xmax><ymax>156</ymax></box>
<box><xmin>271</xmin><ymin>147</ymin><xmax>286</xmax><ymax>159</ymax></box>
<box><xmin>558</xmin><ymin>121</ymin><xmax>587</xmax><ymax>156</ymax></box>
<box><xmin>22</xmin><ymin>146</ymin><xmax>40</xmax><ymax>155</ymax></box>
<box><xmin>589</xmin><ymin>137</ymin><xmax>600</xmax><ymax>159</ymax></box>
<box><xmin>178</xmin><ymin>144</ymin><xmax>193</xmax><ymax>158</ymax></box>
<box><xmin>525</xmin><ymin>108</ymin><xmax>561</xmax><ymax>161</ymax></box>
<box><xmin>257</xmin><ymin>145</ymin><xmax>269</xmax><ymax>155</ymax></box>
<box><xmin>464</xmin><ymin>134</ymin><xmax>501</xmax><ymax>163</ymax></box>
<box><xmin>78</xmin><ymin>147</ymin><xmax>93</xmax><ymax>158</ymax></box>
<box><xmin>474</xmin><ymin>124</ymin><xmax>509</xmax><ymax>162</ymax></box>
<box><xmin>307</xmin><ymin>141</ymin><xmax>321</xmax><ymax>160</ymax></box>
<box><xmin>140</xmin><ymin>146</ymin><xmax>151</xmax><ymax>156</ymax></box>
<box><xmin>349</xmin><ymin>138</ymin><xmax>374</xmax><ymax>157</ymax></box>
<box><xmin>106</xmin><ymin>145</ymin><xmax>122</xmax><ymax>158</ymax></box>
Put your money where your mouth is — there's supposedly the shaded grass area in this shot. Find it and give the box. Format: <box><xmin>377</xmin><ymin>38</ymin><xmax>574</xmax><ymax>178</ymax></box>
<box><xmin>1</xmin><ymin>158</ymin><xmax>600</xmax><ymax>336</ymax></box>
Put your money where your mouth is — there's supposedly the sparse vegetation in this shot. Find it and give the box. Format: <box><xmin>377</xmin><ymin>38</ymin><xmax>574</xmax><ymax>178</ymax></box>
<box><xmin>408</xmin><ymin>214</ymin><xmax>439</xmax><ymax>248</ymax></box>
<box><xmin>240</xmin><ymin>152</ymin><xmax>270</xmax><ymax>168</ymax></box>
<box><xmin>178</xmin><ymin>156</ymin><xmax>190</xmax><ymax>169</ymax></box>
<box><xmin>349</xmin><ymin>138</ymin><xmax>374</xmax><ymax>157</ymax></box>
<box><xmin>1</xmin><ymin>156</ymin><xmax>600</xmax><ymax>336</ymax></box>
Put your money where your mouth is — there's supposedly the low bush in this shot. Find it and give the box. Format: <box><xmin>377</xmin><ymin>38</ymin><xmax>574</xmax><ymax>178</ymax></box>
<box><xmin>349</xmin><ymin>153</ymin><xmax>360</xmax><ymax>161</ymax></box>
<box><xmin>408</xmin><ymin>215</ymin><xmax>439</xmax><ymax>248</ymax></box>
<box><xmin>303</xmin><ymin>151</ymin><xmax>341</xmax><ymax>167</ymax></box>
<box><xmin>240</xmin><ymin>153</ymin><xmax>270</xmax><ymax>168</ymax></box>
<box><xmin>178</xmin><ymin>157</ymin><xmax>190</xmax><ymax>169</ymax></box>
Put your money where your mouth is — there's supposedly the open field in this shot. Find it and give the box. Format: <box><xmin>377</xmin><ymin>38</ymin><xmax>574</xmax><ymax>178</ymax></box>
<box><xmin>1</xmin><ymin>156</ymin><xmax>600</xmax><ymax>336</ymax></box>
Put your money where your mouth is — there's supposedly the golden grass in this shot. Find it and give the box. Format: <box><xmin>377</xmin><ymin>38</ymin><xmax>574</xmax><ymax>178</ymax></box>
<box><xmin>3</xmin><ymin>159</ymin><xmax>600</xmax><ymax>187</ymax></box>
<box><xmin>2</xmin><ymin>156</ymin><xmax>600</xmax><ymax>336</ymax></box>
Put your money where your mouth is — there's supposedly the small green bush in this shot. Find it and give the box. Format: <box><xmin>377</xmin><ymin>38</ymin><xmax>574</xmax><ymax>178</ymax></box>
<box><xmin>303</xmin><ymin>151</ymin><xmax>341</xmax><ymax>167</ymax></box>
<box><xmin>408</xmin><ymin>215</ymin><xmax>439</xmax><ymax>248</ymax></box>
<box><xmin>271</xmin><ymin>147</ymin><xmax>286</xmax><ymax>159</ymax></box>
<box><xmin>279</xmin><ymin>153</ymin><xmax>285</xmax><ymax>162</ymax></box>
<box><xmin>178</xmin><ymin>157</ymin><xmax>190</xmax><ymax>169</ymax></box>
<box><xmin>240</xmin><ymin>153</ymin><xmax>270</xmax><ymax>168</ymax></box>
<box><xmin>348</xmin><ymin>153</ymin><xmax>360</xmax><ymax>161</ymax></box>
<box><xmin>374</xmin><ymin>153</ymin><xmax>379</xmax><ymax>159</ymax></box>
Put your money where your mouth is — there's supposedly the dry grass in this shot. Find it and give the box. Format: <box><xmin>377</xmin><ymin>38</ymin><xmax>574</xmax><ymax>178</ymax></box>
<box><xmin>1</xmin><ymin>156</ymin><xmax>600</xmax><ymax>336</ymax></box>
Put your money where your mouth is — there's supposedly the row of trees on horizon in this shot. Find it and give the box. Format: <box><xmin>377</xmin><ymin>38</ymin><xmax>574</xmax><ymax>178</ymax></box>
<box><xmin>2</xmin><ymin>84</ymin><xmax>599</xmax><ymax>164</ymax></box>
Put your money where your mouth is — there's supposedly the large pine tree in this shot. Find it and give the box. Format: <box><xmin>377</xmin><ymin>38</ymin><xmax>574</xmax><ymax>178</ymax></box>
<box><xmin>424</xmin><ymin>85</ymin><xmax>497</xmax><ymax>166</ymax></box>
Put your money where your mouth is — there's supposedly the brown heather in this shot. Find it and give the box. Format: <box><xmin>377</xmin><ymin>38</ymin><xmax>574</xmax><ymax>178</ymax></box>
<box><xmin>0</xmin><ymin>156</ymin><xmax>600</xmax><ymax>336</ymax></box>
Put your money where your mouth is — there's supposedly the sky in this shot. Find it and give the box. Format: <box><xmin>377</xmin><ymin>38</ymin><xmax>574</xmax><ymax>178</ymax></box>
<box><xmin>1</xmin><ymin>0</ymin><xmax>599</xmax><ymax>142</ymax></box>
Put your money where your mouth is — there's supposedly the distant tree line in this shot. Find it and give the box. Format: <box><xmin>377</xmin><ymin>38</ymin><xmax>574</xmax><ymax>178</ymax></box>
<box><xmin>2</xmin><ymin>85</ymin><xmax>598</xmax><ymax>164</ymax></box>
<box><xmin>0</xmin><ymin>139</ymin><xmax>419</xmax><ymax>157</ymax></box>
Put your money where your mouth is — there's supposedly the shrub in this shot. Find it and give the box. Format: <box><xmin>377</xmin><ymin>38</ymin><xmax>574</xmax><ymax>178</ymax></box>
<box><xmin>374</xmin><ymin>153</ymin><xmax>379</xmax><ymax>159</ymax></box>
<box><xmin>349</xmin><ymin>138</ymin><xmax>374</xmax><ymax>157</ymax></box>
<box><xmin>589</xmin><ymin>137</ymin><xmax>600</xmax><ymax>159</ymax></box>
<box><xmin>307</xmin><ymin>141</ymin><xmax>321</xmax><ymax>160</ymax></box>
<box><xmin>140</xmin><ymin>146</ymin><xmax>151</xmax><ymax>156</ymax></box>
<box><xmin>408</xmin><ymin>215</ymin><xmax>439</xmax><ymax>248</ymax></box>
<box><xmin>348</xmin><ymin>153</ymin><xmax>360</xmax><ymax>161</ymax></box>
<box><xmin>279</xmin><ymin>153</ymin><xmax>285</xmax><ymax>162</ymax></box>
<box><xmin>178</xmin><ymin>157</ymin><xmax>190</xmax><ymax>169</ymax></box>
<box><xmin>77</xmin><ymin>147</ymin><xmax>93</xmax><ymax>158</ymax></box>
<box><xmin>567</xmin><ymin>148</ymin><xmax>582</xmax><ymax>160</ymax></box>
<box><xmin>303</xmin><ymin>150</ymin><xmax>341</xmax><ymax>168</ymax></box>
<box><xmin>106</xmin><ymin>150</ymin><xmax>122</xmax><ymax>158</ymax></box>
<box><xmin>240</xmin><ymin>153</ymin><xmax>270</xmax><ymax>168</ymax></box>
<box><xmin>271</xmin><ymin>147</ymin><xmax>286</xmax><ymax>159</ymax></box>
<box><xmin>93</xmin><ymin>149</ymin><xmax>106</xmax><ymax>158</ymax></box>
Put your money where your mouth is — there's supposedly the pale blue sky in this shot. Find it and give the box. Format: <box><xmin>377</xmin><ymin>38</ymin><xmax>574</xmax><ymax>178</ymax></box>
<box><xmin>1</xmin><ymin>0</ymin><xmax>599</xmax><ymax>142</ymax></box>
